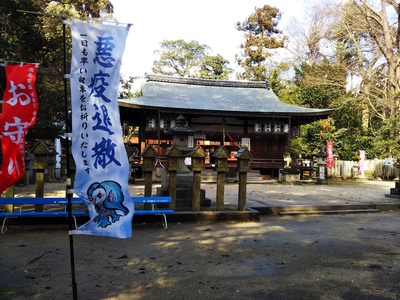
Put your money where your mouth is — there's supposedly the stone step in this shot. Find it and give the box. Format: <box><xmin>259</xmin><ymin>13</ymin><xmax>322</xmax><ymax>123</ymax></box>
<box><xmin>278</xmin><ymin>208</ymin><xmax>380</xmax><ymax>216</ymax></box>
<box><xmin>385</xmin><ymin>193</ymin><xmax>400</xmax><ymax>199</ymax></box>
<box><xmin>390</xmin><ymin>188</ymin><xmax>400</xmax><ymax>195</ymax></box>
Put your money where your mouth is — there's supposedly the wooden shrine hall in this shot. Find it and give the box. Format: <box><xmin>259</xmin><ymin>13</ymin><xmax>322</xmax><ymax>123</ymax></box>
<box><xmin>118</xmin><ymin>74</ymin><xmax>333</xmax><ymax>178</ymax></box>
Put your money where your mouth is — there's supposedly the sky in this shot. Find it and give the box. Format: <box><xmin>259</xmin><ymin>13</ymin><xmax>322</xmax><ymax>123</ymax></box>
<box><xmin>111</xmin><ymin>0</ymin><xmax>311</xmax><ymax>79</ymax></box>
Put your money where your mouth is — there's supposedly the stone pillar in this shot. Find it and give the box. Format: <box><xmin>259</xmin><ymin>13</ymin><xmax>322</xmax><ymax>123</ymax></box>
<box><xmin>189</xmin><ymin>146</ymin><xmax>205</xmax><ymax>211</ymax></box>
<box><xmin>165</xmin><ymin>145</ymin><xmax>183</xmax><ymax>210</ymax></box>
<box><xmin>4</xmin><ymin>186</ymin><xmax>15</xmax><ymax>212</ymax></box>
<box><xmin>236</xmin><ymin>147</ymin><xmax>253</xmax><ymax>211</ymax></box>
<box><xmin>47</xmin><ymin>147</ymin><xmax>57</xmax><ymax>183</ymax></box>
<box><xmin>31</xmin><ymin>140</ymin><xmax>51</xmax><ymax>211</ymax></box>
<box><xmin>141</xmin><ymin>145</ymin><xmax>157</xmax><ymax>197</ymax></box>
<box><xmin>22</xmin><ymin>152</ymin><xmax>33</xmax><ymax>186</ymax></box>
<box><xmin>213</xmin><ymin>146</ymin><xmax>229</xmax><ymax>211</ymax></box>
<box><xmin>60</xmin><ymin>153</ymin><xmax>66</xmax><ymax>178</ymax></box>
<box><xmin>168</xmin><ymin>171</ymin><xmax>177</xmax><ymax>210</ymax></box>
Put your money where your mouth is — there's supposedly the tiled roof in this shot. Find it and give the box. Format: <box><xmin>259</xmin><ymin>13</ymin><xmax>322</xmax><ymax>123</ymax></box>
<box><xmin>118</xmin><ymin>75</ymin><xmax>333</xmax><ymax>117</ymax></box>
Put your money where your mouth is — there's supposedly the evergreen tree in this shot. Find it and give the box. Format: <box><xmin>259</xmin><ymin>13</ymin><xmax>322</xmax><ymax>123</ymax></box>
<box><xmin>235</xmin><ymin>5</ymin><xmax>286</xmax><ymax>81</ymax></box>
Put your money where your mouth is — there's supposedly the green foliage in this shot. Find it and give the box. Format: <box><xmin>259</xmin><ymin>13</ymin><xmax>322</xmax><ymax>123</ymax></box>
<box><xmin>293</xmin><ymin>61</ymin><xmax>346</xmax><ymax>108</ymax></box>
<box><xmin>241</xmin><ymin>1</ymin><xmax>400</xmax><ymax>161</ymax></box>
<box><xmin>152</xmin><ymin>39</ymin><xmax>232</xmax><ymax>79</ymax></box>
<box><xmin>286</xmin><ymin>58</ymin><xmax>375</xmax><ymax>160</ymax></box>
<box><xmin>152</xmin><ymin>39</ymin><xmax>209</xmax><ymax>77</ymax></box>
<box><xmin>289</xmin><ymin>137</ymin><xmax>310</xmax><ymax>158</ymax></box>
<box><xmin>269</xmin><ymin>69</ymin><xmax>285</xmax><ymax>96</ymax></box>
<box><xmin>0</xmin><ymin>0</ymin><xmax>113</xmax><ymax>140</ymax></box>
<box><xmin>235</xmin><ymin>5</ymin><xmax>286</xmax><ymax>81</ymax></box>
<box><xmin>199</xmin><ymin>54</ymin><xmax>233</xmax><ymax>80</ymax></box>
<box><xmin>119</xmin><ymin>76</ymin><xmax>142</xmax><ymax>99</ymax></box>
<box><xmin>369</xmin><ymin>116</ymin><xmax>400</xmax><ymax>158</ymax></box>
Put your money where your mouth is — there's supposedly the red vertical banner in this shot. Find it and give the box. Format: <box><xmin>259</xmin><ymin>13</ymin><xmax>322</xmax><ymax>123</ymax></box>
<box><xmin>326</xmin><ymin>140</ymin><xmax>334</xmax><ymax>169</ymax></box>
<box><xmin>0</xmin><ymin>63</ymin><xmax>38</xmax><ymax>194</ymax></box>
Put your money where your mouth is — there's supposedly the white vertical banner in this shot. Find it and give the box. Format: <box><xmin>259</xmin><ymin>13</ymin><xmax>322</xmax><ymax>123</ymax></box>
<box><xmin>69</xmin><ymin>21</ymin><xmax>133</xmax><ymax>238</ymax></box>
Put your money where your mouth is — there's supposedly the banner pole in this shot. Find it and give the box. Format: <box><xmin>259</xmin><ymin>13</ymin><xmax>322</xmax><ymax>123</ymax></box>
<box><xmin>63</xmin><ymin>20</ymin><xmax>78</xmax><ymax>300</ymax></box>
<box><xmin>14</xmin><ymin>9</ymin><xmax>78</xmax><ymax>298</ymax></box>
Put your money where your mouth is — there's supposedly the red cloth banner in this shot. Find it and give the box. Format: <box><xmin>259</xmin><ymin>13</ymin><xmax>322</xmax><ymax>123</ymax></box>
<box><xmin>0</xmin><ymin>64</ymin><xmax>38</xmax><ymax>194</ymax></box>
<box><xmin>326</xmin><ymin>140</ymin><xmax>334</xmax><ymax>169</ymax></box>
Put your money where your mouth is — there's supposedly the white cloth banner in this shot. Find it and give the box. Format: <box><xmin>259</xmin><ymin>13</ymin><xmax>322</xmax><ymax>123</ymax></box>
<box><xmin>69</xmin><ymin>21</ymin><xmax>133</xmax><ymax>238</ymax></box>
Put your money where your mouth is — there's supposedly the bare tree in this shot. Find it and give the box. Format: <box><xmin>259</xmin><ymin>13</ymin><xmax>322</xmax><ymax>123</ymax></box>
<box><xmin>332</xmin><ymin>1</ymin><xmax>400</xmax><ymax>130</ymax></box>
<box><xmin>287</xmin><ymin>2</ymin><xmax>337</xmax><ymax>64</ymax></box>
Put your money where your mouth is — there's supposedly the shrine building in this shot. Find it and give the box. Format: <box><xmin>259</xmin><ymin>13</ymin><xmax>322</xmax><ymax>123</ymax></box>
<box><xmin>118</xmin><ymin>74</ymin><xmax>333</xmax><ymax>178</ymax></box>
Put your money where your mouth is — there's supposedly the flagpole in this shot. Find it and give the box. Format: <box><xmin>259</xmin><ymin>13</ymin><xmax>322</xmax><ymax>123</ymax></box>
<box><xmin>63</xmin><ymin>20</ymin><xmax>78</xmax><ymax>300</ymax></box>
<box><xmin>15</xmin><ymin>9</ymin><xmax>78</xmax><ymax>298</ymax></box>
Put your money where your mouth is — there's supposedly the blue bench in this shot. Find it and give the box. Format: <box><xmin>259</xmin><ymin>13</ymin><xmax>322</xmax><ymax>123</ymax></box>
<box><xmin>0</xmin><ymin>195</ymin><xmax>174</xmax><ymax>233</ymax></box>
<box><xmin>132</xmin><ymin>196</ymin><xmax>174</xmax><ymax>229</ymax></box>
<box><xmin>0</xmin><ymin>197</ymin><xmax>87</xmax><ymax>234</ymax></box>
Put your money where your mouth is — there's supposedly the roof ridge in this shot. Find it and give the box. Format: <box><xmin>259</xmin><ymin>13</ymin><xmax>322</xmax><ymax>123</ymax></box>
<box><xmin>145</xmin><ymin>74</ymin><xmax>270</xmax><ymax>89</ymax></box>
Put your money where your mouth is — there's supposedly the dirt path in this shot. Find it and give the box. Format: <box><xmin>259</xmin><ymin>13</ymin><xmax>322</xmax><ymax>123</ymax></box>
<box><xmin>1</xmin><ymin>180</ymin><xmax>399</xmax><ymax>299</ymax></box>
<box><xmin>1</xmin><ymin>211</ymin><xmax>399</xmax><ymax>299</ymax></box>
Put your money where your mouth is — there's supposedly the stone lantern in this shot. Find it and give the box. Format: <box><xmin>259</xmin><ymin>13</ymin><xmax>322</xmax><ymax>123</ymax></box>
<box><xmin>236</xmin><ymin>147</ymin><xmax>253</xmax><ymax>173</ymax></box>
<box><xmin>169</xmin><ymin>114</ymin><xmax>198</xmax><ymax>148</ymax></box>
<box><xmin>165</xmin><ymin>144</ymin><xmax>183</xmax><ymax>172</ymax></box>
<box><xmin>189</xmin><ymin>145</ymin><xmax>205</xmax><ymax>172</ymax></box>
<box><xmin>166</xmin><ymin>114</ymin><xmax>198</xmax><ymax>174</ymax></box>
<box><xmin>214</xmin><ymin>146</ymin><xmax>229</xmax><ymax>173</ymax></box>
<box><xmin>316</xmin><ymin>146</ymin><xmax>327</xmax><ymax>184</ymax></box>
<box><xmin>141</xmin><ymin>145</ymin><xmax>157</xmax><ymax>172</ymax></box>
<box><xmin>32</xmin><ymin>140</ymin><xmax>50</xmax><ymax>171</ymax></box>
<box><xmin>158</xmin><ymin>115</ymin><xmax>210</xmax><ymax>208</ymax></box>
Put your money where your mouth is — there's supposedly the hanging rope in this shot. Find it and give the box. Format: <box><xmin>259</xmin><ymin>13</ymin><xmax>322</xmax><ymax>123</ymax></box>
<box><xmin>225</xmin><ymin>132</ymin><xmax>241</xmax><ymax>149</ymax></box>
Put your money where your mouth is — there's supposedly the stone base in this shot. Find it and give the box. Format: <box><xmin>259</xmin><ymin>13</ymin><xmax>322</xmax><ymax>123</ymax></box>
<box><xmin>279</xmin><ymin>169</ymin><xmax>300</xmax><ymax>182</ymax></box>
<box><xmin>157</xmin><ymin>173</ymin><xmax>211</xmax><ymax>207</ymax></box>
<box><xmin>157</xmin><ymin>187</ymin><xmax>211</xmax><ymax>207</ymax></box>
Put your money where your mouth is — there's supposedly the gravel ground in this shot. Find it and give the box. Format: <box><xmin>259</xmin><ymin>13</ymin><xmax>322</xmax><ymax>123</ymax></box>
<box><xmin>1</xmin><ymin>179</ymin><xmax>399</xmax><ymax>299</ymax></box>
